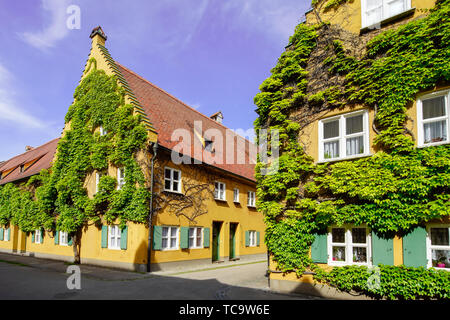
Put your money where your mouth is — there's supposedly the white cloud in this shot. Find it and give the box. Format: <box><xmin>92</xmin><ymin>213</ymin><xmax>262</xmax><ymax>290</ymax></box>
<box><xmin>18</xmin><ymin>0</ymin><xmax>72</xmax><ymax>51</ymax></box>
<box><xmin>0</xmin><ymin>63</ymin><xmax>46</xmax><ymax>129</ymax></box>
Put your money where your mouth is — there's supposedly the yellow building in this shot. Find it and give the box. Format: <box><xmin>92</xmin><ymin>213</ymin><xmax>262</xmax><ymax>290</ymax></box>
<box><xmin>262</xmin><ymin>0</ymin><xmax>450</xmax><ymax>298</ymax></box>
<box><xmin>0</xmin><ymin>27</ymin><xmax>266</xmax><ymax>272</ymax></box>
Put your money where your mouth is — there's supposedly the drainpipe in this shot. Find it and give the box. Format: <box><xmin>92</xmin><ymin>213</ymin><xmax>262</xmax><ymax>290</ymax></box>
<box><xmin>147</xmin><ymin>141</ymin><xmax>158</xmax><ymax>273</ymax></box>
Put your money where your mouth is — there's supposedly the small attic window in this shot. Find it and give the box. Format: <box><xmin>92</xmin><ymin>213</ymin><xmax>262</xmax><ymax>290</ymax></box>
<box><xmin>204</xmin><ymin>139</ymin><xmax>214</xmax><ymax>152</ymax></box>
<box><xmin>19</xmin><ymin>165</ymin><xmax>25</xmax><ymax>173</ymax></box>
<box><xmin>0</xmin><ymin>172</ymin><xmax>3</xmax><ymax>180</ymax></box>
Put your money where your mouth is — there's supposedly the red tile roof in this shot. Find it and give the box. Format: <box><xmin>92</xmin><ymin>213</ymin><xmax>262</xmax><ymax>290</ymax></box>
<box><xmin>0</xmin><ymin>138</ymin><xmax>59</xmax><ymax>185</ymax></box>
<box><xmin>116</xmin><ymin>62</ymin><xmax>257</xmax><ymax>182</ymax></box>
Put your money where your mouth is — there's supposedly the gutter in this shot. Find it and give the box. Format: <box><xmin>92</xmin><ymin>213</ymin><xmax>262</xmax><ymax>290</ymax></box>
<box><xmin>147</xmin><ymin>141</ymin><xmax>158</xmax><ymax>273</ymax></box>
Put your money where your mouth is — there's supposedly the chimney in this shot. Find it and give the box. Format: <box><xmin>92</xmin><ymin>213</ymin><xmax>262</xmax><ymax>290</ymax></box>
<box><xmin>25</xmin><ymin>146</ymin><xmax>34</xmax><ymax>151</ymax></box>
<box><xmin>210</xmin><ymin>111</ymin><xmax>223</xmax><ymax>124</ymax></box>
<box><xmin>90</xmin><ymin>26</ymin><xmax>107</xmax><ymax>46</ymax></box>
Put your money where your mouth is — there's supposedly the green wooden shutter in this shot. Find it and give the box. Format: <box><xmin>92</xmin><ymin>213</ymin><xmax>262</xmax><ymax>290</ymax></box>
<box><xmin>403</xmin><ymin>226</ymin><xmax>428</xmax><ymax>267</ymax></box>
<box><xmin>203</xmin><ymin>227</ymin><xmax>210</xmax><ymax>248</ymax></box>
<box><xmin>372</xmin><ymin>232</ymin><xmax>394</xmax><ymax>266</ymax></box>
<box><xmin>101</xmin><ymin>226</ymin><xmax>108</xmax><ymax>248</ymax></box>
<box><xmin>245</xmin><ymin>231</ymin><xmax>250</xmax><ymax>247</ymax></box>
<box><xmin>180</xmin><ymin>227</ymin><xmax>189</xmax><ymax>249</ymax></box>
<box><xmin>31</xmin><ymin>231</ymin><xmax>34</xmax><ymax>243</ymax></box>
<box><xmin>153</xmin><ymin>226</ymin><xmax>162</xmax><ymax>250</ymax></box>
<box><xmin>120</xmin><ymin>226</ymin><xmax>128</xmax><ymax>250</ymax></box>
<box><xmin>54</xmin><ymin>231</ymin><xmax>59</xmax><ymax>245</ymax></box>
<box><xmin>68</xmin><ymin>234</ymin><xmax>73</xmax><ymax>246</ymax></box>
<box><xmin>0</xmin><ymin>228</ymin><xmax>3</xmax><ymax>241</ymax></box>
<box><xmin>257</xmin><ymin>231</ymin><xmax>260</xmax><ymax>246</ymax></box>
<box><xmin>311</xmin><ymin>233</ymin><xmax>328</xmax><ymax>263</ymax></box>
<box><xmin>6</xmin><ymin>228</ymin><xmax>10</xmax><ymax>241</ymax></box>
<box><xmin>40</xmin><ymin>228</ymin><xmax>44</xmax><ymax>244</ymax></box>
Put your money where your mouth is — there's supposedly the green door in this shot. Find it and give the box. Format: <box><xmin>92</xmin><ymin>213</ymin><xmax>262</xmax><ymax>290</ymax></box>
<box><xmin>229</xmin><ymin>223</ymin><xmax>238</xmax><ymax>260</ymax></box>
<box><xmin>212</xmin><ymin>222</ymin><xmax>222</xmax><ymax>261</ymax></box>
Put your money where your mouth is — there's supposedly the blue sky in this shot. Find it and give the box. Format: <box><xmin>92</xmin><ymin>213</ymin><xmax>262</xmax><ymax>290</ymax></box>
<box><xmin>0</xmin><ymin>0</ymin><xmax>311</xmax><ymax>161</ymax></box>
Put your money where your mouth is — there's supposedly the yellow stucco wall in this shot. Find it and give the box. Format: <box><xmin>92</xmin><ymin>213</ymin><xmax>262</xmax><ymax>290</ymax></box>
<box><xmin>305</xmin><ymin>0</ymin><xmax>437</xmax><ymax>34</ymax></box>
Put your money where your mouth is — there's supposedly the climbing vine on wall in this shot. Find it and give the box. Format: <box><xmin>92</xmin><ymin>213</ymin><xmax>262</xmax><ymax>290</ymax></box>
<box><xmin>255</xmin><ymin>0</ymin><xmax>450</xmax><ymax>299</ymax></box>
<box><xmin>0</xmin><ymin>64</ymin><xmax>150</xmax><ymax>235</ymax></box>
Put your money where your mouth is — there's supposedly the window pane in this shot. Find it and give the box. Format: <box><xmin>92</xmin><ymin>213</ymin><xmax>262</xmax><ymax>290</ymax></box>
<box><xmin>366</xmin><ymin>0</ymin><xmax>381</xmax><ymax>10</ymax></box>
<box><xmin>324</xmin><ymin>141</ymin><xmax>339</xmax><ymax>159</ymax></box>
<box><xmin>189</xmin><ymin>238</ymin><xmax>194</xmax><ymax>248</ymax></box>
<box><xmin>171</xmin><ymin>228</ymin><xmax>177</xmax><ymax>237</ymax></box>
<box><xmin>387</xmin><ymin>0</ymin><xmax>405</xmax><ymax>17</ymax></box>
<box><xmin>165</xmin><ymin>169</ymin><xmax>171</xmax><ymax>179</ymax></box>
<box><xmin>423</xmin><ymin>120</ymin><xmax>447</xmax><ymax>144</ymax></box>
<box><xmin>346</xmin><ymin>136</ymin><xmax>364</xmax><ymax>156</ymax></box>
<box><xmin>332</xmin><ymin>228</ymin><xmax>345</xmax><ymax>243</ymax></box>
<box><xmin>165</xmin><ymin>179</ymin><xmax>171</xmax><ymax>190</ymax></box>
<box><xmin>162</xmin><ymin>227</ymin><xmax>168</xmax><ymax>237</ymax></box>
<box><xmin>346</xmin><ymin>115</ymin><xmax>363</xmax><ymax>135</ymax></box>
<box><xmin>352</xmin><ymin>228</ymin><xmax>366</xmax><ymax>244</ymax></box>
<box><xmin>423</xmin><ymin>96</ymin><xmax>446</xmax><ymax>119</ymax></box>
<box><xmin>353</xmin><ymin>247</ymin><xmax>367</xmax><ymax>263</ymax></box>
<box><xmin>172</xmin><ymin>181</ymin><xmax>179</xmax><ymax>192</ymax></box>
<box><xmin>162</xmin><ymin>238</ymin><xmax>168</xmax><ymax>248</ymax></box>
<box><xmin>173</xmin><ymin>170</ymin><xmax>179</xmax><ymax>181</ymax></box>
<box><xmin>323</xmin><ymin>120</ymin><xmax>339</xmax><ymax>139</ymax></box>
<box><xmin>332</xmin><ymin>246</ymin><xmax>346</xmax><ymax>262</ymax></box>
<box><xmin>366</xmin><ymin>4</ymin><xmax>382</xmax><ymax>26</ymax></box>
<box><xmin>431</xmin><ymin>228</ymin><xmax>449</xmax><ymax>246</ymax></box>
<box><xmin>170</xmin><ymin>238</ymin><xmax>177</xmax><ymax>248</ymax></box>
<box><xmin>189</xmin><ymin>228</ymin><xmax>194</xmax><ymax>237</ymax></box>
<box><xmin>432</xmin><ymin>249</ymin><xmax>450</xmax><ymax>269</ymax></box>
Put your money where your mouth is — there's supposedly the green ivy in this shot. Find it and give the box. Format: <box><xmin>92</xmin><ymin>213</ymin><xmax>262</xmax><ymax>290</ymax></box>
<box><xmin>255</xmin><ymin>0</ymin><xmax>450</xmax><ymax>298</ymax></box>
<box><xmin>0</xmin><ymin>66</ymin><xmax>150</xmax><ymax>234</ymax></box>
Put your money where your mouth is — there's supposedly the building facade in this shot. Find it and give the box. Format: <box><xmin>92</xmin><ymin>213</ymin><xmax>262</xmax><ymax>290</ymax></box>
<box><xmin>0</xmin><ymin>27</ymin><xmax>266</xmax><ymax>272</ymax></box>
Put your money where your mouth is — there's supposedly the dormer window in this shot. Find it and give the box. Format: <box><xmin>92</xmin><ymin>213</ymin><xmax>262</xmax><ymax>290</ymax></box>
<box><xmin>100</xmin><ymin>126</ymin><xmax>107</xmax><ymax>136</ymax></box>
<box><xmin>19</xmin><ymin>165</ymin><xmax>25</xmax><ymax>173</ymax></box>
<box><xmin>361</xmin><ymin>0</ymin><xmax>411</xmax><ymax>28</ymax></box>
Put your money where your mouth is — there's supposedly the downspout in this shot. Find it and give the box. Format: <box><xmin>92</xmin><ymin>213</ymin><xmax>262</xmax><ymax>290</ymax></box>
<box><xmin>147</xmin><ymin>141</ymin><xmax>158</xmax><ymax>273</ymax></box>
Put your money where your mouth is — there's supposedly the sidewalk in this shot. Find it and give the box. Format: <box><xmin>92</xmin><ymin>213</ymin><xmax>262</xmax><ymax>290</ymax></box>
<box><xmin>0</xmin><ymin>252</ymin><xmax>267</xmax><ymax>281</ymax></box>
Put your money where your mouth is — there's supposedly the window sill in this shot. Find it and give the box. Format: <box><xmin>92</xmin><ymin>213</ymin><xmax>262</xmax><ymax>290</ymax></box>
<box><xmin>317</xmin><ymin>153</ymin><xmax>372</xmax><ymax>164</ymax></box>
<box><xmin>328</xmin><ymin>261</ymin><xmax>372</xmax><ymax>267</ymax></box>
<box><xmin>247</xmin><ymin>205</ymin><xmax>256</xmax><ymax>209</ymax></box>
<box><xmin>418</xmin><ymin>141</ymin><xmax>449</xmax><ymax>148</ymax></box>
<box><xmin>164</xmin><ymin>190</ymin><xmax>183</xmax><ymax>195</ymax></box>
<box><xmin>107</xmin><ymin>247</ymin><xmax>121</xmax><ymax>250</ymax></box>
<box><xmin>360</xmin><ymin>8</ymin><xmax>416</xmax><ymax>34</ymax></box>
<box><xmin>214</xmin><ymin>198</ymin><xmax>227</xmax><ymax>202</ymax></box>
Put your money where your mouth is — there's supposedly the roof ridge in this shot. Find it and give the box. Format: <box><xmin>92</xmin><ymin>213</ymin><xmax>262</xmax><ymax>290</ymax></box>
<box><xmin>115</xmin><ymin>62</ymin><xmax>255</xmax><ymax>145</ymax></box>
<box><xmin>0</xmin><ymin>137</ymin><xmax>60</xmax><ymax>169</ymax></box>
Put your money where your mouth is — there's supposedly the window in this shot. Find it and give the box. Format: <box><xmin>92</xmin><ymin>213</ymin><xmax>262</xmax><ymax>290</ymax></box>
<box><xmin>361</xmin><ymin>0</ymin><xmax>411</xmax><ymax>28</ymax></box>
<box><xmin>60</xmin><ymin>231</ymin><xmax>68</xmax><ymax>246</ymax></box>
<box><xmin>35</xmin><ymin>229</ymin><xmax>42</xmax><ymax>244</ymax></box>
<box><xmin>214</xmin><ymin>182</ymin><xmax>226</xmax><ymax>200</ymax></box>
<box><xmin>162</xmin><ymin>226</ymin><xmax>179</xmax><ymax>250</ymax></box>
<box><xmin>164</xmin><ymin>167</ymin><xmax>181</xmax><ymax>193</ymax></box>
<box><xmin>189</xmin><ymin>227</ymin><xmax>203</xmax><ymax>249</ymax></box>
<box><xmin>417</xmin><ymin>91</ymin><xmax>449</xmax><ymax>147</ymax></box>
<box><xmin>427</xmin><ymin>226</ymin><xmax>450</xmax><ymax>270</ymax></box>
<box><xmin>247</xmin><ymin>191</ymin><xmax>256</xmax><ymax>207</ymax></box>
<box><xmin>108</xmin><ymin>225</ymin><xmax>121</xmax><ymax>250</ymax></box>
<box><xmin>100</xmin><ymin>125</ymin><xmax>107</xmax><ymax>136</ymax></box>
<box><xmin>19</xmin><ymin>165</ymin><xmax>25</xmax><ymax>173</ymax></box>
<box><xmin>204</xmin><ymin>139</ymin><xmax>214</xmax><ymax>152</ymax></box>
<box><xmin>319</xmin><ymin>110</ymin><xmax>369</xmax><ymax>162</ymax></box>
<box><xmin>249</xmin><ymin>231</ymin><xmax>257</xmax><ymax>247</ymax></box>
<box><xmin>328</xmin><ymin>227</ymin><xmax>371</xmax><ymax>266</ymax></box>
<box><xmin>95</xmin><ymin>171</ymin><xmax>105</xmax><ymax>194</ymax></box>
<box><xmin>233</xmin><ymin>188</ymin><xmax>240</xmax><ymax>203</ymax></box>
<box><xmin>117</xmin><ymin>168</ymin><xmax>125</xmax><ymax>190</ymax></box>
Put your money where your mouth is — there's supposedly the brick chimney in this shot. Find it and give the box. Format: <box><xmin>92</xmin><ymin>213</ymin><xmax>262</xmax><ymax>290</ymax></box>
<box><xmin>25</xmin><ymin>146</ymin><xmax>34</xmax><ymax>151</ymax></box>
<box><xmin>210</xmin><ymin>111</ymin><xmax>223</xmax><ymax>124</ymax></box>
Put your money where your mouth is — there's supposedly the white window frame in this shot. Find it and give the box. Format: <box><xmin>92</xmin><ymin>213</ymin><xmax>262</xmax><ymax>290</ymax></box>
<box><xmin>108</xmin><ymin>225</ymin><xmax>121</xmax><ymax>250</ymax></box>
<box><xmin>161</xmin><ymin>226</ymin><xmax>179</xmax><ymax>251</ymax></box>
<box><xmin>426</xmin><ymin>224</ymin><xmax>450</xmax><ymax>272</ymax></box>
<box><xmin>417</xmin><ymin>90</ymin><xmax>450</xmax><ymax>148</ymax></box>
<box><xmin>99</xmin><ymin>125</ymin><xmax>107</xmax><ymax>136</ymax></box>
<box><xmin>188</xmin><ymin>227</ymin><xmax>203</xmax><ymax>249</ymax></box>
<box><xmin>164</xmin><ymin>167</ymin><xmax>182</xmax><ymax>193</ymax></box>
<box><xmin>233</xmin><ymin>188</ymin><xmax>240</xmax><ymax>203</ymax></box>
<box><xmin>318</xmin><ymin>110</ymin><xmax>370</xmax><ymax>163</ymax></box>
<box><xmin>214</xmin><ymin>181</ymin><xmax>226</xmax><ymax>201</ymax></box>
<box><xmin>60</xmin><ymin>231</ymin><xmax>68</xmax><ymax>246</ymax></box>
<box><xmin>249</xmin><ymin>230</ymin><xmax>257</xmax><ymax>247</ymax></box>
<box><xmin>117</xmin><ymin>167</ymin><xmax>125</xmax><ymax>190</ymax></box>
<box><xmin>327</xmin><ymin>226</ymin><xmax>372</xmax><ymax>267</ymax></box>
<box><xmin>247</xmin><ymin>191</ymin><xmax>256</xmax><ymax>207</ymax></box>
<box><xmin>35</xmin><ymin>229</ymin><xmax>42</xmax><ymax>244</ymax></box>
<box><xmin>95</xmin><ymin>171</ymin><xmax>105</xmax><ymax>194</ymax></box>
<box><xmin>361</xmin><ymin>0</ymin><xmax>412</xmax><ymax>28</ymax></box>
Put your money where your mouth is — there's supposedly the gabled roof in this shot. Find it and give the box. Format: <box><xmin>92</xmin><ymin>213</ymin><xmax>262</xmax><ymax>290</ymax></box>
<box><xmin>0</xmin><ymin>138</ymin><xmax>59</xmax><ymax>185</ymax></box>
<box><xmin>116</xmin><ymin>63</ymin><xmax>257</xmax><ymax>182</ymax></box>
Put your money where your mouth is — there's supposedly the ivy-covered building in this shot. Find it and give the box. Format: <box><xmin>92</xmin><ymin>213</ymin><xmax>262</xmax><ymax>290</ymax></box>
<box><xmin>255</xmin><ymin>0</ymin><xmax>449</xmax><ymax>299</ymax></box>
<box><xmin>0</xmin><ymin>27</ymin><xmax>266</xmax><ymax>272</ymax></box>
